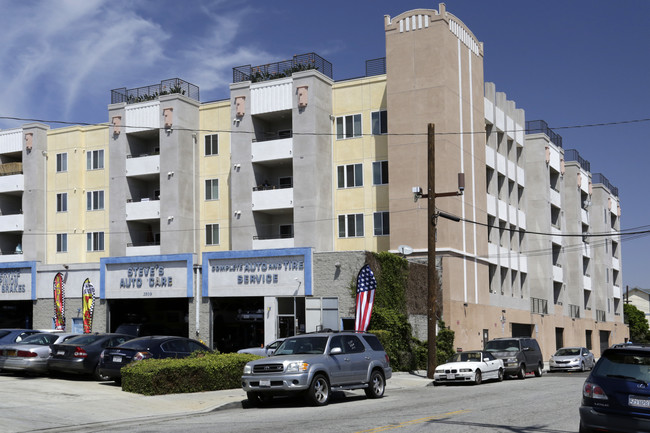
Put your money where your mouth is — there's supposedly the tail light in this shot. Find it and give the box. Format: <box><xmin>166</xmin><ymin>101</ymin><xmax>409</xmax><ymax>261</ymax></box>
<box><xmin>17</xmin><ymin>350</ymin><xmax>37</xmax><ymax>358</ymax></box>
<box><xmin>73</xmin><ymin>347</ymin><xmax>88</xmax><ymax>358</ymax></box>
<box><xmin>385</xmin><ymin>354</ymin><xmax>390</xmax><ymax>365</ymax></box>
<box><xmin>133</xmin><ymin>351</ymin><xmax>152</xmax><ymax>361</ymax></box>
<box><xmin>583</xmin><ymin>381</ymin><xmax>608</xmax><ymax>400</ymax></box>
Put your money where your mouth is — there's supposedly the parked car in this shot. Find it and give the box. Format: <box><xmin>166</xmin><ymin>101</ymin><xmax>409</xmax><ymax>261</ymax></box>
<box><xmin>549</xmin><ymin>347</ymin><xmax>595</xmax><ymax>372</ymax></box>
<box><xmin>484</xmin><ymin>337</ymin><xmax>544</xmax><ymax>379</ymax></box>
<box><xmin>0</xmin><ymin>329</ymin><xmax>41</xmax><ymax>345</ymax></box>
<box><xmin>48</xmin><ymin>333</ymin><xmax>133</xmax><ymax>380</ymax></box>
<box><xmin>98</xmin><ymin>336</ymin><xmax>211</xmax><ymax>382</ymax></box>
<box><xmin>0</xmin><ymin>332</ymin><xmax>79</xmax><ymax>374</ymax></box>
<box><xmin>434</xmin><ymin>350</ymin><xmax>504</xmax><ymax>385</ymax></box>
<box><xmin>241</xmin><ymin>331</ymin><xmax>392</xmax><ymax>406</ymax></box>
<box><xmin>237</xmin><ymin>338</ymin><xmax>285</xmax><ymax>357</ymax></box>
<box><xmin>579</xmin><ymin>343</ymin><xmax>650</xmax><ymax>432</ymax></box>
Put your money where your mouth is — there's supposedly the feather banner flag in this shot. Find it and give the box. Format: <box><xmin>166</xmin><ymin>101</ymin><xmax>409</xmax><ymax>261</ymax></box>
<box><xmin>82</xmin><ymin>278</ymin><xmax>95</xmax><ymax>333</ymax></box>
<box><xmin>355</xmin><ymin>264</ymin><xmax>377</xmax><ymax>332</ymax></box>
<box><xmin>53</xmin><ymin>272</ymin><xmax>65</xmax><ymax>330</ymax></box>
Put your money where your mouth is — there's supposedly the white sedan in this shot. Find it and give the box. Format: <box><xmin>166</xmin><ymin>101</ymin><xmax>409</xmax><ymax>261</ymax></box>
<box><xmin>434</xmin><ymin>350</ymin><xmax>504</xmax><ymax>385</ymax></box>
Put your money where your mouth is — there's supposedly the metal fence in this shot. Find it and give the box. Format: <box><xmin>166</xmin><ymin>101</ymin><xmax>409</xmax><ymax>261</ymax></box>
<box><xmin>526</xmin><ymin>119</ymin><xmax>563</xmax><ymax>148</ymax></box>
<box><xmin>564</xmin><ymin>149</ymin><xmax>591</xmax><ymax>172</ymax></box>
<box><xmin>111</xmin><ymin>78</ymin><xmax>199</xmax><ymax>105</ymax></box>
<box><xmin>366</xmin><ymin>57</ymin><xmax>386</xmax><ymax>77</ymax></box>
<box><xmin>592</xmin><ymin>173</ymin><xmax>619</xmax><ymax>196</ymax></box>
<box><xmin>233</xmin><ymin>53</ymin><xmax>333</xmax><ymax>83</ymax></box>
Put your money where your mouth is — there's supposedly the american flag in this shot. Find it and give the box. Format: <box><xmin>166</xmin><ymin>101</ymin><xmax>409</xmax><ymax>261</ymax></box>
<box><xmin>355</xmin><ymin>264</ymin><xmax>377</xmax><ymax>332</ymax></box>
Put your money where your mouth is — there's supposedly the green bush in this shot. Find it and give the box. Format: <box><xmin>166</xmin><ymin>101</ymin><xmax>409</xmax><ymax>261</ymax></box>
<box><xmin>121</xmin><ymin>352</ymin><xmax>260</xmax><ymax>396</ymax></box>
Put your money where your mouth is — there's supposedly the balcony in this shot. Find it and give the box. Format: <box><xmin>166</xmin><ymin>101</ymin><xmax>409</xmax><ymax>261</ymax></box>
<box><xmin>126</xmin><ymin>154</ymin><xmax>160</xmax><ymax>177</ymax></box>
<box><xmin>111</xmin><ymin>78</ymin><xmax>199</xmax><ymax>105</ymax></box>
<box><xmin>583</xmin><ymin>275</ymin><xmax>592</xmax><ymax>291</ymax></box>
<box><xmin>252</xmin><ymin>187</ymin><xmax>293</xmax><ymax>212</ymax></box>
<box><xmin>0</xmin><ymin>252</ymin><xmax>24</xmax><ymax>263</ymax></box>
<box><xmin>0</xmin><ymin>214</ymin><xmax>24</xmax><ymax>232</ymax></box>
<box><xmin>233</xmin><ymin>53</ymin><xmax>332</xmax><ymax>83</ymax></box>
<box><xmin>251</xmin><ymin>137</ymin><xmax>293</xmax><ymax>163</ymax></box>
<box><xmin>552</xmin><ymin>264</ymin><xmax>563</xmax><ymax>283</ymax></box>
<box><xmin>126</xmin><ymin>243</ymin><xmax>161</xmax><ymax>257</ymax></box>
<box><xmin>252</xmin><ymin>236</ymin><xmax>295</xmax><ymax>250</ymax></box>
<box><xmin>0</xmin><ymin>173</ymin><xmax>23</xmax><ymax>194</ymax></box>
<box><xmin>126</xmin><ymin>198</ymin><xmax>160</xmax><ymax>221</ymax></box>
<box><xmin>613</xmin><ymin>285</ymin><xmax>621</xmax><ymax>299</ymax></box>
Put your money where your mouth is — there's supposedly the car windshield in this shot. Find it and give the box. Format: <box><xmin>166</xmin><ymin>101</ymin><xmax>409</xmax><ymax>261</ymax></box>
<box><xmin>485</xmin><ymin>340</ymin><xmax>519</xmax><ymax>352</ymax></box>
<box><xmin>274</xmin><ymin>337</ymin><xmax>328</xmax><ymax>355</ymax></box>
<box><xmin>18</xmin><ymin>333</ymin><xmax>58</xmax><ymax>345</ymax></box>
<box><xmin>594</xmin><ymin>350</ymin><xmax>650</xmax><ymax>383</ymax></box>
<box><xmin>450</xmin><ymin>352</ymin><xmax>483</xmax><ymax>362</ymax></box>
<box><xmin>555</xmin><ymin>348</ymin><xmax>580</xmax><ymax>356</ymax></box>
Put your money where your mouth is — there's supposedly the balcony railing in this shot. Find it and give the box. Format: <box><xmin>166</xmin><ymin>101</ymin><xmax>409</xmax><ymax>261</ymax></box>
<box><xmin>526</xmin><ymin>120</ymin><xmax>563</xmax><ymax>148</ymax></box>
<box><xmin>592</xmin><ymin>173</ymin><xmax>619</xmax><ymax>196</ymax></box>
<box><xmin>0</xmin><ymin>162</ymin><xmax>22</xmax><ymax>176</ymax></box>
<box><xmin>111</xmin><ymin>78</ymin><xmax>199</xmax><ymax>105</ymax></box>
<box><xmin>233</xmin><ymin>53</ymin><xmax>333</xmax><ymax>83</ymax></box>
<box><xmin>564</xmin><ymin>149</ymin><xmax>591</xmax><ymax>172</ymax></box>
<box><xmin>127</xmin><ymin>241</ymin><xmax>160</xmax><ymax>247</ymax></box>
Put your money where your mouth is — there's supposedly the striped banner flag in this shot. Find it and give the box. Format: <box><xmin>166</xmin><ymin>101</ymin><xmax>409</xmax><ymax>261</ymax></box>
<box><xmin>355</xmin><ymin>264</ymin><xmax>377</xmax><ymax>332</ymax></box>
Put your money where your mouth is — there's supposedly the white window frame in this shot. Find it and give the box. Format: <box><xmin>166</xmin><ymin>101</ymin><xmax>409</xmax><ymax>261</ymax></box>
<box><xmin>336</xmin><ymin>114</ymin><xmax>362</xmax><ymax>139</ymax></box>
<box><xmin>86</xmin><ymin>190</ymin><xmax>104</xmax><ymax>211</ymax></box>
<box><xmin>56</xmin><ymin>193</ymin><xmax>67</xmax><ymax>212</ymax></box>
<box><xmin>373</xmin><ymin>211</ymin><xmax>390</xmax><ymax>236</ymax></box>
<box><xmin>86</xmin><ymin>232</ymin><xmax>104</xmax><ymax>252</ymax></box>
<box><xmin>205</xmin><ymin>134</ymin><xmax>218</xmax><ymax>156</ymax></box>
<box><xmin>371</xmin><ymin>110</ymin><xmax>387</xmax><ymax>135</ymax></box>
<box><xmin>205</xmin><ymin>179</ymin><xmax>219</xmax><ymax>200</ymax></box>
<box><xmin>372</xmin><ymin>160</ymin><xmax>388</xmax><ymax>185</ymax></box>
<box><xmin>56</xmin><ymin>233</ymin><xmax>67</xmax><ymax>253</ymax></box>
<box><xmin>56</xmin><ymin>153</ymin><xmax>67</xmax><ymax>172</ymax></box>
<box><xmin>206</xmin><ymin>223</ymin><xmax>219</xmax><ymax>245</ymax></box>
<box><xmin>337</xmin><ymin>164</ymin><xmax>363</xmax><ymax>188</ymax></box>
<box><xmin>86</xmin><ymin>149</ymin><xmax>104</xmax><ymax>170</ymax></box>
<box><xmin>338</xmin><ymin>213</ymin><xmax>364</xmax><ymax>238</ymax></box>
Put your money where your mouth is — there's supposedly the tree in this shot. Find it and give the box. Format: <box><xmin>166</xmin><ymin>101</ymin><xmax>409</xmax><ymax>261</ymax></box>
<box><xmin>624</xmin><ymin>303</ymin><xmax>649</xmax><ymax>343</ymax></box>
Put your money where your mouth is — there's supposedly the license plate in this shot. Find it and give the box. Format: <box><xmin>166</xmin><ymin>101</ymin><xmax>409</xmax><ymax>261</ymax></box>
<box><xmin>112</xmin><ymin>356</ymin><xmax>122</xmax><ymax>363</ymax></box>
<box><xmin>259</xmin><ymin>379</ymin><xmax>271</xmax><ymax>387</ymax></box>
<box><xmin>446</xmin><ymin>373</ymin><xmax>456</xmax><ymax>380</ymax></box>
<box><xmin>7</xmin><ymin>350</ymin><xmax>16</xmax><ymax>357</ymax></box>
<box><xmin>57</xmin><ymin>350</ymin><xmax>65</xmax><ymax>356</ymax></box>
<box><xmin>629</xmin><ymin>395</ymin><xmax>650</xmax><ymax>408</ymax></box>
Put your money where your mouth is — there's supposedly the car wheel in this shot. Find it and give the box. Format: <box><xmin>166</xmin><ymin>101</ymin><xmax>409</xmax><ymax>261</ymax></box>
<box><xmin>534</xmin><ymin>363</ymin><xmax>543</xmax><ymax>377</ymax></box>
<box><xmin>474</xmin><ymin>370</ymin><xmax>482</xmax><ymax>385</ymax></box>
<box><xmin>365</xmin><ymin>370</ymin><xmax>385</xmax><ymax>399</ymax></box>
<box><xmin>516</xmin><ymin>364</ymin><xmax>526</xmax><ymax>380</ymax></box>
<box><xmin>580</xmin><ymin>361</ymin><xmax>586</xmax><ymax>372</ymax></box>
<box><xmin>93</xmin><ymin>364</ymin><xmax>109</xmax><ymax>381</ymax></box>
<box><xmin>306</xmin><ymin>374</ymin><xmax>330</xmax><ymax>406</ymax></box>
<box><xmin>497</xmin><ymin>368</ymin><xmax>504</xmax><ymax>382</ymax></box>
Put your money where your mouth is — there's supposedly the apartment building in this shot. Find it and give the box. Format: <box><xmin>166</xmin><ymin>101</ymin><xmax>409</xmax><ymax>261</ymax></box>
<box><xmin>0</xmin><ymin>4</ymin><xmax>626</xmax><ymax>357</ymax></box>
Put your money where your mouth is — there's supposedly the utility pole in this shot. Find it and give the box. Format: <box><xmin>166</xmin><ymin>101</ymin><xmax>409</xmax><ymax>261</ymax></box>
<box><xmin>427</xmin><ymin>123</ymin><xmax>437</xmax><ymax>379</ymax></box>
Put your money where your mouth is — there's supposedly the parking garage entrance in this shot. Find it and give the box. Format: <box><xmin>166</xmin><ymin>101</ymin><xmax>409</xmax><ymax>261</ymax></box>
<box><xmin>108</xmin><ymin>298</ymin><xmax>188</xmax><ymax>337</ymax></box>
<box><xmin>0</xmin><ymin>301</ymin><xmax>32</xmax><ymax>328</ymax></box>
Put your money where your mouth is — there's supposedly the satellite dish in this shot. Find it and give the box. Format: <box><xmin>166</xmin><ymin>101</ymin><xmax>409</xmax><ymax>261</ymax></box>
<box><xmin>397</xmin><ymin>245</ymin><xmax>413</xmax><ymax>255</ymax></box>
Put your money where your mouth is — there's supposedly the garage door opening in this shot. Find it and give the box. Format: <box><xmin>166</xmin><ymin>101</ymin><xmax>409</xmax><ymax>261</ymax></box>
<box><xmin>108</xmin><ymin>298</ymin><xmax>188</xmax><ymax>337</ymax></box>
<box><xmin>212</xmin><ymin>297</ymin><xmax>263</xmax><ymax>353</ymax></box>
<box><xmin>0</xmin><ymin>301</ymin><xmax>32</xmax><ymax>328</ymax></box>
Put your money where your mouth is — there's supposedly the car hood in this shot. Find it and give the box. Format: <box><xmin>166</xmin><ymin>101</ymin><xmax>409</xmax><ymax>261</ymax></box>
<box><xmin>246</xmin><ymin>353</ymin><xmax>328</xmax><ymax>365</ymax></box>
<box><xmin>551</xmin><ymin>355</ymin><xmax>581</xmax><ymax>361</ymax></box>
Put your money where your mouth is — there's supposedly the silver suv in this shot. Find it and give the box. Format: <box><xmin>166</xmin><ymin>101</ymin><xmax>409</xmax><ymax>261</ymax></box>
<box><xmin>241</xmin><ymin>331</ymin><xmax>392</xmax><ymax>406</ymax></box>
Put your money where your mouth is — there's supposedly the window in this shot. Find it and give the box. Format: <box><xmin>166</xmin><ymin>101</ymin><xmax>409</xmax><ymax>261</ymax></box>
<box><xmin>372</xmin><ymin>161</ymin><xmax>388</xmax><ymax>185</ymax></box>
<box><xmin>56</xmin><ymin>193</ymin><xmax>67</xmax><ymax>212</ymax></box>
<box><xmin>56</xmin><ymin>234</ymin><xmax>67</xmax><ymax>253</ymax></box>
<box><xmin>206</xmin><ymin>224</ymin><xmax>219</xmax><ymax>245</ymax></box>
<box><xmin>205</xmin><ymin>179</ymin><xmax>218</xmax><ymax>200</ymax></box>
<box><xmin>336</xmin><ymin>114</ymin><xmax>362</xmax><ymax>139</ymax></box>
<box><xmin>337</xmin><ymin>164</ymin><xmax>363</xmax><ymax>188</ymax></box>
<box><xmin>371</xmin><ymin>110</ymin><xmax>387</xmax><ymax>135</ymax></box>
<box><xmin>338</xmin><ymin>214</ymin><xmax>364</xmax><ymax>238</ymax></box>
<box><xmin>86</xmin><ymin>149</ymin><xmax>104</xmax><ymax>170</ymax></box>
<box><xmin>373</xmin><ymin>211</ymin><xmax>390</xmax><ymax>236</ymax></box>
<box><xmin>86</xmin><ymin>232</ymin><xmax>104</xmax><ymax>252</ymax></box>
<box><xmin>86</xmin><ymin>190</ymin><xmax>104</xmax><ymax>211</ymax></box>
<box><xmin>205</xmin><ymin>134</ymin><xmax>218</xmax><ymax>155</ymax></box>
<box><xmin>56</xmin><ymin>153</ymin><xmax>67</xmax><ymax>172</ymax></box>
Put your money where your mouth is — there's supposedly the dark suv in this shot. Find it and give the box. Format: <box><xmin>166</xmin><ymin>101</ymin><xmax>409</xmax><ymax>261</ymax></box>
<box><xmin>579</xmin><ymin>344</ymin><xmax>650</xmax><ymax>433</ymax></box>
<box><xmin>484</xmin><ymin>337</ymin><xmax>544</xmax><ymax>379</ymax></box>
<box><xmin>241</xmin><ymin>331</ymin><xmax>392</xmax><ymax>406</ymax></box>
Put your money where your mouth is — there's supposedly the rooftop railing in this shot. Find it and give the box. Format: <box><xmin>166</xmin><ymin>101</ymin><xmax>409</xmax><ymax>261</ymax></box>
<box><xmin>526</xmin><ymin>119</ymin><xmax>563</xmax><ymax>148</ymax></box>
<box><xmin>592</xmin><ymin>173</ymin><xmax>619</xmax><ymax>196</ymax></box>
<box><xmin>564</xmin><ymin>149</ymin><xmax>591</xmax><ymax>172</ymax></box>
<box><xmin>233</xmin><ymin>53</ymin><xmax>332</xmax><ymax>83</ymax></box>
<box><xmin>111</xmin><ymin>78</ymin><xmax>199</xmax><ymax>105</ymax></box>
<box><xmin>366</xmin><ymin>58</ymin><xmax>386</xmax><ymax>77</ymax></box>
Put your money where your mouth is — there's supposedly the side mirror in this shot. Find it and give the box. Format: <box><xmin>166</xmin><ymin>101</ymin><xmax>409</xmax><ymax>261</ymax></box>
<box><xmin>483</xmin><ymin>358</ymin><xmax>490</xmax><ymax>362</ymax></box>
<box><xmin>330</xmin><ymin>347</ymin><xmax>342</xmax><ymax>355</ymax></box>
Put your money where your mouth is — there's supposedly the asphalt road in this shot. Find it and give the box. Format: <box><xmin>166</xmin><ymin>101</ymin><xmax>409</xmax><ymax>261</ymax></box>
<box><xmin>0</xmin><ymin>369</ymin><xmax>588</xmax><ymax>432</ymax></box>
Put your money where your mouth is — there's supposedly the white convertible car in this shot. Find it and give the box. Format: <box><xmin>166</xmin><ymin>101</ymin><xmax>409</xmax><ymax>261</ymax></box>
<box><xmin>434</xmin><ymin>350</ymin><xmax>504</xmax><ymax>385</ymax></box>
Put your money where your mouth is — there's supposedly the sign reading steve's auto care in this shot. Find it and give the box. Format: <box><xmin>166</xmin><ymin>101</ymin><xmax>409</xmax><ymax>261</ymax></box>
<box><xmin>101</xmin><ymin>255</ymin><xmax>193</xmax><ymax>299</ymax></box>
<box><xmin>203</xmin><ymin>248</ymin><xmax>312</xmax><ymax>297</ymax></box>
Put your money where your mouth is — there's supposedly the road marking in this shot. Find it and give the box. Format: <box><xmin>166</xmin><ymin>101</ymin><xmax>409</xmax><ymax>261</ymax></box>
<box><xmin>356</xmin><ymin>410</ymin><xmax>470</xmax><ymax>432</ymax></box>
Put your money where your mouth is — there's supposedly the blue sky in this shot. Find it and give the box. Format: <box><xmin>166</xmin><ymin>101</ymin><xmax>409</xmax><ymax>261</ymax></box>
<box><xmin>0</xmin><ymin>0</ymin><xmax>648</xmax><ymax>288</ymax></box>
